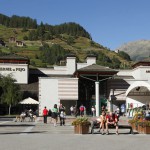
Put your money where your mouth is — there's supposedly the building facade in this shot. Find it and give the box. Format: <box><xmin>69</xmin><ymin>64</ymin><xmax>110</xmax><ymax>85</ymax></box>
<box><xmin>0</xmin><ymin>55</ymin><xmax>150</xmax><ymax>116</ymax></box>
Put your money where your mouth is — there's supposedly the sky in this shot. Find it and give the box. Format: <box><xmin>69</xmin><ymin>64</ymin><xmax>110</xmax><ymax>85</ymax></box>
<box><xmin>0</xmin><ymin>0</ymin><xmax>150</xmax><ymax>50</ymax></box>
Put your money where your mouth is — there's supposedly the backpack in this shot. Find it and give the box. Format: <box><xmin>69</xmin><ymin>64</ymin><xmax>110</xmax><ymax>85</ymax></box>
<box><xmin>48</xmin><ymin>109</ymin><xmax>52</xmax><ymax>116</ymax></box>
<box><xmin>80</xmin><ymin>106</ymin><xmax>84</xmax><ymax>111</ymax></box>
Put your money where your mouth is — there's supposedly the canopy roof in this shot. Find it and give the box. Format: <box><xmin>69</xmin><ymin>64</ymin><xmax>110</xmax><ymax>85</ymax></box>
<box><xmin>19</xmin><ymin>97</ymin><xmax>39</xmax><ymax>104</ymax></box>
<box><xmin>74</xmin><ymin>64</ymin><xmax>118</xmax><ymax>77</ymax></box>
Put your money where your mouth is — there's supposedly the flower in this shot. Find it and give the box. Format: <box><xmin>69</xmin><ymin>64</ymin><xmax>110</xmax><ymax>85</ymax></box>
<box><xmin>137</xmin><ymin>120</ymin><xmax>150</xmax><ymax>127</ymax></box>
<box><xmin>72</xmin><ymin>117</ymin><xmax>91</xmax><ymax>126</ymax></box>
<box><xmin>128</xmin><ymin>113</ymin><xmax>144</xmax><ymax>124</ymax></box>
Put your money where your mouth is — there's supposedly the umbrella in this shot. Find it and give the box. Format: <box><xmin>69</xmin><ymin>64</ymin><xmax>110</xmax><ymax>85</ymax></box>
<box><xmin>19</xmin><ymin>97</ymin><xmax>39</xmax><ymax>104</ymax></box>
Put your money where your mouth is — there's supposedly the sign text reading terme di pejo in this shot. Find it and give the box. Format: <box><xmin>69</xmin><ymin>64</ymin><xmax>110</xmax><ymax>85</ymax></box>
<box><xmin>0</xmin><ymin>67</ymin><xmax>25</xmax><ymax>72</ymax></box>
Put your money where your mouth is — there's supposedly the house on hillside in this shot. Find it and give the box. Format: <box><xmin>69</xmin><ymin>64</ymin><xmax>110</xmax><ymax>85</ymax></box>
<box><xmin>9</xmin><ymin>37</ymin><xmax>16</xmax><ymax>43</ymax></box>
<box><xmin>16</xmin><ymin>40</ymin><xmax>25</xmax><ymax>47</ymax></box>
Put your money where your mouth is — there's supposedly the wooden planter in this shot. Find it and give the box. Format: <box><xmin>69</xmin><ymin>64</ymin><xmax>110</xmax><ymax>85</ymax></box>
<box><xmin>74</xmin><ymin>124</ymin><xmax>90</xmax><ymax>134</ymax></box>
<box><xmin>136</xmin><ymin>123</ymin><xmax>150</xmax><ymax>134</ymax></box>
<box><xmin>137</xmin><ymin>124</ymin><xmax>144</xmax><ymax>134</ymax></box>
<box><xmin>130</xmin><ymin>123</ymin><xmax>136</xmax><ymax>131</ymax></box>
<box><xmin>143</xmin><ymin>126</ymin><xmax>150</xmax><ymax>134</ymax></box>
<box><xmin>130</xmin><ymin>123</ymin><xmax>138</xmax><ymax>131</ymax></box>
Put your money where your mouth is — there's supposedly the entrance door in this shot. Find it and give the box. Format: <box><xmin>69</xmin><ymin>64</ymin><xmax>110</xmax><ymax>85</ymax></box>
<box><xmin>60</xmin><ymin>100</ymin><xmax>77</xmax><ymax>115</ymax></box>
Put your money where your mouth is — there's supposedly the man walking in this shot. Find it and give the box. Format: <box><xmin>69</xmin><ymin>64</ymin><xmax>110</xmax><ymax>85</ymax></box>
<box><xmin>43</xmin><ymin>106</ymin><xmax>48</xmax><ymax>123</ymax></box>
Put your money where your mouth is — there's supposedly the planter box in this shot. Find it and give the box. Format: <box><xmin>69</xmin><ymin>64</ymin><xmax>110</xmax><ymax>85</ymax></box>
<box><xmin>130</xmin><ymin>123</ymin><xmax>136</xmax><ymax>131</ymax></box>
<box><xmin>143</xmin><ymin>126</ymin><xmax>150</xmax><ymax>134</ymax></box>
<box><xmin>130</xmin><ymin>123</ymin><xmax>138</xmax><ymax>131</ymax></box>
<box><xmin>74</xmin><ymin>125</ymin><xmax>90</xmax><ymax>134</ymax></box>
<box><xmin>137</xmin><ymin>125</ymin><xmax>144</xmax><ymax>134</ymax></box>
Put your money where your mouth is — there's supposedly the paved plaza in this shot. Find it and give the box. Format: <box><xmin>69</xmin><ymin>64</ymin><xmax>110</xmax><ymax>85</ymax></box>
<box><xmin>0</xmin><ymin>116</ymin><xmax>149</xmax><ymax>150</ymax></box>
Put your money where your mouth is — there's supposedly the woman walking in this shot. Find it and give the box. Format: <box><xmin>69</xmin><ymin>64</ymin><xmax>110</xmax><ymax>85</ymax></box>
<box><xmin>59</xmin><ymin>104</ymin><xmax>66</xmax><ymax>126</ymax></box>
<box><xmin>52</xmin><ymin>104</ymin><xmax>58</xmax><ymax>127</ymax></box>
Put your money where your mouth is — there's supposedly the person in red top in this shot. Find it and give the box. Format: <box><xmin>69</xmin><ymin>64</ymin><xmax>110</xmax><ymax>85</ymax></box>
<box><xmin>43</xmin><ymin>106</ymin><xmax>48</xmax><ymax>123</ymax></box>
<box><xmin>106</xmin><ymin>112</ymin><xmax>119</xmax><ymax>135</ymax></box>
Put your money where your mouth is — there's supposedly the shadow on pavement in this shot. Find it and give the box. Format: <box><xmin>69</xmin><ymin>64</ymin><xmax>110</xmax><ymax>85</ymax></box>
<box><xmin>0</xmin><ymin>131</ymin><xmax>46</xmax><ymax>135</ymax></box>
<box><xmin>0</xmin><ymin>124</ymin><xmax>35</xmax><ymax>127</ymax></box>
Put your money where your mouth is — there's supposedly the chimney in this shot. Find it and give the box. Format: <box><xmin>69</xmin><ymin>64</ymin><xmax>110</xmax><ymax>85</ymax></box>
<box><xmin>66</xmin><ymin>54</ymin><xmax>76</xmax><ymax>74</ymax></box>
<box><xmin>86</xmin><ymin>54</ymin><xmax>96</xmax><ymax>65</ymax></box>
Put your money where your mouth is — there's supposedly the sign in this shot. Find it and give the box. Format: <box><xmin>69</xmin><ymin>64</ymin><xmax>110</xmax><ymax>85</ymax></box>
<box><xmin>0</xmin><ymin>67</ymin><xmax>25</xmax><ymax>72</ymax></box>
<box><xmin>0</xmin><ymin>64</ymin><xmax>28</xmax><ymax>84</ymax></box>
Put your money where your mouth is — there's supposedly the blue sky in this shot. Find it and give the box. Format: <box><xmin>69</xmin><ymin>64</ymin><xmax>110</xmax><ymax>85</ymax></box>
<box><xmin>0</xmin><ymin>0</ymin><xmax>150</xmax><ymax>50</ymax></box>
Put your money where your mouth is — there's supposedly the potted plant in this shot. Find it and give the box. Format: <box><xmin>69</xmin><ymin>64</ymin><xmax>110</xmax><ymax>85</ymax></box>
<box><xmin>128</xmin><ymin>112</ymin><xmax>144</xmax><ymax>131</ymax></box>
<box><xmin>137</xmin><ymin>120</ymin><xmax>150</xmax><ymax>134</ymax></box>
<box><xmin>72</xmin><ymin>117</ymin><xmax>91</xmax><ymax>134</ymax></box>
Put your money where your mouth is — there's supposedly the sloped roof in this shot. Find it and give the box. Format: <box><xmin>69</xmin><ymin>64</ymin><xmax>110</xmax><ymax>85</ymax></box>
<box><xmin>77</xmin><ymin>64</ymin><xmax>118</xmax><ymax>72</ymax></box>
<box><xmin>19</xmin><ymin>97</ymin><xmax>39</xmax><ymax>104</ymax></box>
<box><xmin>132</xmin><ymin>57</ymin><xmax>150</xmax><ymax>68</ymax></box>
<box><xmin>74</xmin><ymin>64</ymin><xmax>118</xmax><ymax>77</ymax></box>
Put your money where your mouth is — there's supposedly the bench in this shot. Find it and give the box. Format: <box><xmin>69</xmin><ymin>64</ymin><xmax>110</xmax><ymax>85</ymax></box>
<box><xmin>90</xmin><ymin>121</ymin><xmax>134</xmax><ymax>134</ymax></box>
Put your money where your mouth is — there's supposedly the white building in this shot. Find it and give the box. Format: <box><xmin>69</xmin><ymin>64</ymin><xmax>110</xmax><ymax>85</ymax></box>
<box><xmin>0</xmin><ymin>55</ymin><xmax>150</xmax><ymax>116</ymax></box>
<box><xmin>0</xmin><ymin>55</ymin><xmax>29</xmax><ymax>84</ymax></box>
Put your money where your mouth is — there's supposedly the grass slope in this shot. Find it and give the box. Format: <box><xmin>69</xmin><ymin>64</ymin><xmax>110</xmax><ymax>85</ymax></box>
<box><xmin>0</xmin><ymin>25</ymin><xmax>132</xmax><ymax>68</ymax></box>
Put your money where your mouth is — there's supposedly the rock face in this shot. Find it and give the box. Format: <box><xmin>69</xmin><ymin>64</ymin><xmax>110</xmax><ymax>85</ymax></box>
<box><xmin>116</xmin><ymin>40</ymin><xmax>150</xmax><ymax>61</ymax></box>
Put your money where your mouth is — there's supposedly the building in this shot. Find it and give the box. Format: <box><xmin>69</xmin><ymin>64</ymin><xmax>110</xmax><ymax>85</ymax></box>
<box><xmin>0</xmin><ymin>54</ymin><xmax>150</xmax><ymax>116</ymax></box>
<box><xmin>16</xmin><ymin>41</ymin><xmax>25</xmax><ymax>47</ymax></box>
<box><xmin>0</xmin><ymin>55</ymin><xmax>29</xmax><ymax>84</ymax></box>
<box><xmin>9</xmin><ymin>37</ymin><xmax>16</xmax><ymax>43</ymax></box>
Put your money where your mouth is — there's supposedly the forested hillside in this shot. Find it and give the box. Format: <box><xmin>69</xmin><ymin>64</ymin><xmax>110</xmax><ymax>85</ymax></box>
<box><xmin>0</xmin><ymin>13</ymin><xmax>132</xmax><ymax>69</ymax></box>
<box><xmin>0</xmin><ymin>14</ymin><xmax>91</xmax><ymax>39</ymax></box>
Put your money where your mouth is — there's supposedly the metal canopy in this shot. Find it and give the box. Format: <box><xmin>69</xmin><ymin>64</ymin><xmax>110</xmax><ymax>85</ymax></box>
<box><xmin>74</xmin><ymin>64</ymin><xmax>118</xmax><ymax>116</ymax></box>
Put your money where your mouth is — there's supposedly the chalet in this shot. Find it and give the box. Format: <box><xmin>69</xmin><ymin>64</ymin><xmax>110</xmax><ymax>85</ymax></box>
<box><xmin>16</xmin><ymin>40</ymin><xmax>25</xmax><ymax>47</ymax></box>
<box><xmin>9</xmin><ymin>37</ymin><xmax>16</xmax><ymax>43</ymax></box>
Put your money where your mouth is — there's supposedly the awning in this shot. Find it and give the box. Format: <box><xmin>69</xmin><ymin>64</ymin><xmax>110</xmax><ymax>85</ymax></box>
<box><xmin>19</xmin><ymin>97</ymin><xmax>39</xmax><ymax>104</ymax></box>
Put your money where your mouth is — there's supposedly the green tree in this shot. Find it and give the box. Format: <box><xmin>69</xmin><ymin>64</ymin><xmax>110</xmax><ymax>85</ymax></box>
<box><xmin>112</xmin><ymin>56</ymin><xmax>121</xmax><ymax>68</ymax></box>
<box><xmin>118</xmin><ymin>51</ymin><xmax>131</xmax><ymax>61</ymax></box>
<box><xmin>0</xmin><ymin>74</ymin><xmax>22</xmax><ymax>115</ymax></box>
<box><xmin>40</xmin><ymin>44</ymin><xmax>67</xmax><ymax>65</ymax></box>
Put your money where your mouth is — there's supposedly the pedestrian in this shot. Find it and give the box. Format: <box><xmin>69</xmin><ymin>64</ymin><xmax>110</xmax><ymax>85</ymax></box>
<box><xmin>48</xmin><ymin>109</ymin><xmax>52</xmax><ymax>123</ymax></box>
<box><xmin>91</xmin><ymin>106</ymin><xmax>96</xmax><ymax>117</ymax></box>
<box><xmin>79</xmin><ymin>104</ymin><xmax>85</xmax><ymax>117</ymax></box>
<box><xmin>59</xmin><ymin>104</ymin><xmax>66</xmax><ymax>126</ymax></box>
<box><xmin>52</xmin><ymin>104</ymin><xmax>58</xmax><ymax>127</ymax></box>
<box><xmin>116</xmin><ymin>107</ymin><xmax>120</xmax><ymax>118</ymax></box>
<box><xmin>43</xmin><ymin>106</ymin><xmax>48</xmax><ymax>123</ymax></box>
<box><xmin>74</xmin><ymin>105</ymin><xmax>79</xmax><ymax>117</ymax></box>
<box><xmin>70</xmin><ymin>106</ymin><xmax>74</xmax><ymax>116</ymax></box>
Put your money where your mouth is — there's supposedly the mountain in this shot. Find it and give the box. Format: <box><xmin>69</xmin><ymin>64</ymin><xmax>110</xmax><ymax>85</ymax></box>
<box><xmin>116</xmin><ymin>40</ymin><xmax>150</xmax><ymax>61</ymax></box>
<box><xmin>0</xmin><ymin>14</ymin><xmax>132</xmax><ymax>69</ymax></box>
